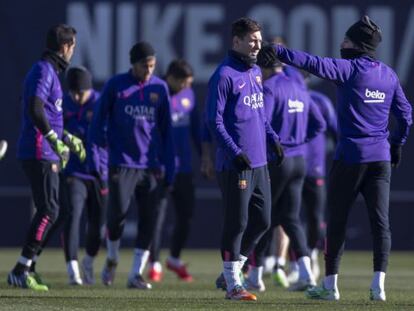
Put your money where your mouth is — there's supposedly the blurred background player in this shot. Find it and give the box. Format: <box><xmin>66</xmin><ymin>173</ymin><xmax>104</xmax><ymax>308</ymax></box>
<box><xmin>148</xmin><ymin>59</ymin><xmax>201</xmax><ymax>282</ymax></box>
<box><xmin>302</xmin><ymin>84</ymin><xmax>337</xmax><ymax>281</ymax></box>
<box><xmin>261</xmin><ymin>35</ymin><xmax>307</xmax><ymax>283</ymax></box>
<box><xmin>270</xmin><ymin>74</ymin><xmax>338</xmax><ymax>286</ymax></box>
<box><xmin>245</xmin><ymin>46</ymin><xmax>326</xmax><ymax>292</ymax></box>
<box><xmin>61</xmin><ymin>66</ymin><xmax>108</xmax><ymax>285</ymax></box>
<box><xmin>89</xmin><ymin>41</ymin><xmax>175</xmax><ymax>290</ymax></box>
<box><xmin>9</xmin><ymin>24</ymin><xmax>83</xmax><ymax>291</ymax></box>
<box><xmin>206</xmin><ymin>17</ymin><xmax>282</xmax><ymax>301</ymax></box>
<box><xmin>266</xmin><ymin>15</ymin><xmax>412</xmax><ymax>301</ymax></box>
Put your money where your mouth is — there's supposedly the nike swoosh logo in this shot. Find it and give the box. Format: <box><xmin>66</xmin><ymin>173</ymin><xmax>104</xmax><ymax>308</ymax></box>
<box><xmin>238</xmin><ymin>82</ymin><xmax>246</xmax><ymax>89</ymax></box>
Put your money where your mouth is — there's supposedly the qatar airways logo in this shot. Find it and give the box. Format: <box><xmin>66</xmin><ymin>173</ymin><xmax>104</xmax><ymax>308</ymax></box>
<box><xmin>243</xmin><ymin>92</ymin><xmax>263</xmax><ymax>109</ymax></box>
<box><xmin>125</xmin><ymin>105</ymin><xmax>155</xmax><ymax>121</ymax></box>
<box><xmin>364</xmin><ymin>89</ymin><xmax>386</xmax><ymax>103</ymax></box>
<box><xmin>288</xmin><ymin>99</ymin><xmax>304</xmax><ymax>113</ymax></box>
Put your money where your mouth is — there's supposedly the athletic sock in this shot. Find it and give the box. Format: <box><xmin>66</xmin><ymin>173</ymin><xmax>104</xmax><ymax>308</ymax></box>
<box><xmin>276</xmin><ymin>256</ymin><xmax>286</xmax><ymax>267</ymax></box>
<box><xmin>129</xmin><ymin>248</ymin><xmax>150</xmax><ymax>278</ymax></box>
<box><xmin>323</xmin><ymin>274</ymin><xmax>338</xmax><ymax>290</ymax></box>
<box><xmin>223</xmin><ymin>261</ymin><xmax>242</xmax><ymax>291</ymax></box>
<box><xmin>13</xmin><ymin>256</ymin><xmax>32</xmax><ymax>274</ymax></box>
<box><xmin>151</xmin><ymin>261</ymin><xmax>162</xmax><ymax>272</ymax></box>
<box><xmin>67</xmin><ymin>260</ymin><xmax>81</xmax><ymax>278</ymax></box>
<box><xmin>290</xmin><ymin>260</ymin><xmax>299</xmax><ymax>272</ymax></box>
<box><xmin>264</xmin><ymin>255</ymin><xmax>276</xmax><ymax>270</ymax></box>
<box><xmin>371</xmin><ymin>271</ymin><xmax>385</xmax><ymax>290</ymax></box>
<box><xmin>298</xmin><ymin>256</ymin><xmax>314</xmax><ymax>281</ymax></box>
<box><xmin>238</xmin><ymin>254</ymin><xmax>248</xmax><ymax>271</ymax></box>
<box><xmin>167</xmin><ymin>256</ymin><xmax>183</xmax><ymax>267</ymax></box>
<box><xmin>248</xmin><ymin>265</ymin><xmax>263</xmax><ymax>284</ymax></box>
<box><xmin>106</xmin><ymin>239</ymin><xmax>120</xmax><ymax>262</ymax></box>
<box><xmin>30</xmin><ymin>255</ymin><xmax>38</xmax><ymax>273</ymax></box>
<box><xmin>311</xmin><ymin>249</ymin><xmax>319</xmax><ymax>261</ymax></box>
<box><xmin>83</xmin><ymin>254</ymin><xmax>94</xmax><ymax>267</ymax></box>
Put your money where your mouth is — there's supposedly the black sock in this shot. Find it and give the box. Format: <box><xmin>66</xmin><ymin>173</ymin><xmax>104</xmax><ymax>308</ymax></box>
<box><xmin>273</xmin><ymin>263</ymin><xmax>285</xmax><ymax>272</ymax></box>
<box><xmin>30</xmin><ymin>261</ymin><xmax>36</xmax><ymax>273</ymax></box>
<box><xmin>13</xmin><ymin>262</ymin><xmax>29</xmax><ymax>275</ymax></box>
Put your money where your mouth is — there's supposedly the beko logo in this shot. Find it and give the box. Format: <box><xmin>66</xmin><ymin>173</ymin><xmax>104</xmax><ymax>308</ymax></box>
<box><xmin>364</xmin><ymin>89</ymin><xmax>385</xmax><ymax>103</ymax></box>
<box><xmin>288</xmin><ymin>99</ymin><xmax>304</xmax><ymax>113</ymax></box>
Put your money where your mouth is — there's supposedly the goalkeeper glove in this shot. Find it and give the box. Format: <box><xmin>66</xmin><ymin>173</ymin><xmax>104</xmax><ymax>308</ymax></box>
<box><xmin>45</xmin><ymin>130</ymin><xmax>70</xmax><ymax>169</ymax></box>
<box><xmin>233</xmin><ymin>153</ymin><xmax>251</xmax><ymax>171</ymax></box>
<box><xmin>390</xmin><ymin>144</ymin><xmax>402</xmax><ymax>168</ymax></box>
<box><xmin>271</xmin><ymin>141</ymin><xmax>285</xmax><ymax>167</ymax></box>
<box><xmin>63</xmin><ymin>130</ymin><xmax>86</xmax><ymax>162</ymax></box>
<box><xmin>257</xmin><ymin>45</ymin><xmax>279</xmax><ymax>68</ymax></box>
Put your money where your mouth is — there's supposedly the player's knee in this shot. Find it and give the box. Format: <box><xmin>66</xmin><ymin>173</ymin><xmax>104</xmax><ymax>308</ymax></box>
<box><xmin>45</xmin><ymin>209</ymin><xmax>59</xmax><ymax>223</ymax></box>
<box><xmin>371</xmin><ymin>226</ymin><xmax>391</xmax><ymax>238</ymax></box>
<box><xmin>258</xmin><ymin>215</ymin><xmax>271</xmax><ymax>233</ymax></box>
<box><xmin>226</xmin><ymin>219</ymin><xmax>248</xmax><ymax>236</ymax></box>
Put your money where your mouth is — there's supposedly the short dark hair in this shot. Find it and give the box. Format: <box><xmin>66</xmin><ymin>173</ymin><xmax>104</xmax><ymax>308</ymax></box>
<box><xmin>66</xmin><ymin>66</ymin><xmax>92</xmax><ymax>91</ymax></box>
<box><xmin>46</xmin><ymin>24</ymin><xmax>77</xmax><ymax>52</ymax></box>
<box><xmin>166</xmin><ymin>59</ymin><xmax>193</xmax><ymax>79</ymax></box>
<box><xmin>129</xmin><ymin>41</ymin><xmax>155</xmax><ymax>64</ymax></box>
<box><xmin>231</xmin><ymin>17</ymin><xmax>261</xmax><ymax>39</ymax></box>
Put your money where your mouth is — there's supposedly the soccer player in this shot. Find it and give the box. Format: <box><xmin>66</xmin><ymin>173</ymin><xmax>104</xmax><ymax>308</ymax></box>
<box><xmin>61</xmin><ymin>66</ymin><xmax>108</xmax><ymax>285</ymax></box>
<box><xmin>148</xmin><ymin>59</ymin><xmax>200</xmax><ymax>282</ymax></box>
<box><xmin>9</xmin><ymin>24</ymin><xmax>83</xmax><ymax>291</ymax></box>
<box><xmin>206</xmin><ymin>17</ymin><xmax>283</xmax><ymax>301</ymax></box>
<box><xmin>89</xmin><ymin>41</ymin><xmax>175</xmax><ymax>290</ymax></box>
<box><xmin>244</xmin><ymin>46</ymin><xmax>326</xmax><ymax>292</ymax></box>
<box><xmin>261</xmin><ymin>16</ymin><xmax>412</xmax><ymax>301</ymax></box>
<box><xmin>302</xmin><ymin>88</ymin><xmax>337</xmax><ymax>281</ymax></box>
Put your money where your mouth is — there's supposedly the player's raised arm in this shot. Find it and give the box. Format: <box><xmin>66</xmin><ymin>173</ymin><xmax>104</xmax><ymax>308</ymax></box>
<box><xmin>273</xmin><ymin>45</ymin><xmax>353</xmax><ymax>84</ymax></box>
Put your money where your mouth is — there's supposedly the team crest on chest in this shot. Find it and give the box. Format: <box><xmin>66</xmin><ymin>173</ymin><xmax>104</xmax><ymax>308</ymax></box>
<box><xmin>255</xmin><ymin>76</ymin><xmax>261</xmax><ymax>84</ymax></box>
<box><xmin>181</xmin><ymin>98</ymin><xmax>191</xmax><ymax>108</ymax></box>
<box><xmin>150</xmin><ymin>92</ymin><xmax>159</xmax><ymax>103</ymax></box>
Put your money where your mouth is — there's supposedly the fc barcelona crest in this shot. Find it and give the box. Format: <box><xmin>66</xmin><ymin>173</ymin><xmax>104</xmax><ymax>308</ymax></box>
<box><xmin>150</xmin><ymin>92</ymin><xmax>159</xmax><ymax>103</ymax></box>
<box><xmin>51</xmin><ymin>163</ymin><xmax>59</xmax><ymax>173</ymax></box>
<box><xmin>181</xmin><ymin>98</ymin><xmax>191</xmax><ymax>108</ymax></box>
<box><xmin>238</xmin><ymin>179</ymin><xmax>247</xmax><ymax>190</ymax></box>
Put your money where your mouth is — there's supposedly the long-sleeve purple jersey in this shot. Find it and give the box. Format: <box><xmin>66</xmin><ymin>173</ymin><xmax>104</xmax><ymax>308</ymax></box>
<box><xmin>170</xmin><ymin>87</ymin><xmax>201</xmax><ymax>173</ymax></box>
<box><xmin>283</xmin><ymin>65</ymin><xmax>306</xmax><ymax>89</ymax></box>
<box><xmin>264</xmin><ymin>72</ymin><xmax>326</xmax><ymax>160</ymax></box>
<box><xmin>206</xmin><ymin>52</ymin><xmax>279</xmax><ymax>171</ymax></box>
<box><xmin>275</xmin><ymin>45</ymin><xmax>412</xmax><ymax>163</ymax></box>
<box><xmin>305</xmin><ymin>90</ymin><xmax>337</xmax><ymax>177</ymax></box>
<box><xmin>89</xmin><ymin>72</ymin><xmax>175</xmax><ymax>183</ymax></box>
<box><xmin>63</xmin><ymin>90</ymin><xmax>108</xmax><ymax>180</ymax></box>
<box><xmin>18</xmin><ymin>60</ymin><xmax>63</xmax><ymax>161</ymax></box>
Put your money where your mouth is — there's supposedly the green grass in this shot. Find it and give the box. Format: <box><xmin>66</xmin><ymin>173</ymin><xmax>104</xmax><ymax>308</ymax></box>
<box><xmin>0</xmin><ymin>249</ymin><xmax>413</xmax><ymax>310</ymax></box>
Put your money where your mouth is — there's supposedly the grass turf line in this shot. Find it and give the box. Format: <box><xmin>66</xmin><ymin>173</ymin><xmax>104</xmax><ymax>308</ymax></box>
<box><xmin>0</xmin><ymin>249</ymin><xmax>413</xmax><ymax>310</ymax></box>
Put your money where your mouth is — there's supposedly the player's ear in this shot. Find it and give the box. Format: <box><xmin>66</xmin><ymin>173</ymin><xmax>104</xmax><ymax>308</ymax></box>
<box><xmin>232</xmin><ymin>36</ymin><xmax>240</xmax><ymax>49</ymax></box>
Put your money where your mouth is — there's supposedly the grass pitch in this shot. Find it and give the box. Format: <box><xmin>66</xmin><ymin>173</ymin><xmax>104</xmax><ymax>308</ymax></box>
<box><xmin>0</xmin><ymin>249</ymin><xmax>413</xmax><ymax>310</ymax></box>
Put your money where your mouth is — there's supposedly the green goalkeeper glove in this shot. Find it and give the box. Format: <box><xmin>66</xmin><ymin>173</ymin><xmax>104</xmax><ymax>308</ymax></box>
<box><xmin>45</xmin><ymin>130</ymin><xmax>70</xmax><ymax>169</ymax></box>
<box><xmin>63</xmin><ymin>130</ymin><xmax>86</xmax><ymax>162</ymax></box>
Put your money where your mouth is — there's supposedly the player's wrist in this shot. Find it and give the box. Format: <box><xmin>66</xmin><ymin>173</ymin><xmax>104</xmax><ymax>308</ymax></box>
<box><xmin>45</xmin><ymin>130</ymin><xmax>58</xmax><ymax>142</ymax></box>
